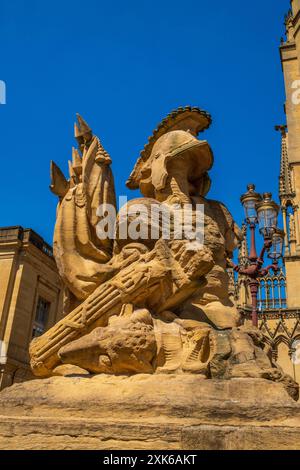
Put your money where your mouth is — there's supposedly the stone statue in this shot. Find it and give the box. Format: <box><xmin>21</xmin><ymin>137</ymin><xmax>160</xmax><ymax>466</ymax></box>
<box><xmin>29</xmin><ymin>107</ymin><xmax>298</xmax><ymax>400</ymax></box>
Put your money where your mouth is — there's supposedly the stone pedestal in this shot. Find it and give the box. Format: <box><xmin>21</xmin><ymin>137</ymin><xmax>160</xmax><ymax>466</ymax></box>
<box><xmin>0</xmin><ymin>374</ymin><xmax>299</xmax><ymax>450</ymax></box>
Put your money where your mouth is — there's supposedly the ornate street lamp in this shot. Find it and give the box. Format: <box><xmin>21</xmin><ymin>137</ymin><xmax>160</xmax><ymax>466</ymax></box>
<box><xmin>230</xmin><ymin>185</ymin><xmax>283</xmax><ymax>328</ymax></box>
<box><xmin>269</xmin><ymin>229</ymin><xmax>285</xmax><ymax>261</ymax></box>
<box><xmin>256</xmin><ymin>192</ymin><xmax>280</xmax><ymax>240</ymax></box>
<box><xmin>240</xmin><ymin>184</ymin><xmax>262</xmax><ymax>225</ymax></box>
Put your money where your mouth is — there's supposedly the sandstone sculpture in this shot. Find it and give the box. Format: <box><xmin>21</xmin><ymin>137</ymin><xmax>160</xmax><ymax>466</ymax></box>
<box><xmin>29</xmin><ymin>107</ymin><xmax>299</xmax><ymax>400</ymax></box>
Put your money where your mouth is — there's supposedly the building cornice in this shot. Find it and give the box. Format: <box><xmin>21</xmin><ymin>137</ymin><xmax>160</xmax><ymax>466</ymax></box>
<box><xmin>240</xmin><ymin>308</ymin><xmax>300</xmax><ymax>320</ymax></box>
<box><xmin>284</xmin><ymin>254</ymin><xmax>300</xmax><ymax>262</ymax></box>
<box><xmin>292</xmin><ymin>9</ymin><xmax>300</xmax><ymax>36</ymax></box>
<box><xmin>280</xmin><ymin>42</ymin><xmax>297</xmax><ymax>50</ymax></box>
<box><xmin>280</xmin><ymin>42</ymin><xmax>297</xmax><ymax>66</ymax></box>
<box><xmin>0</xmin><ymin>226</ymin><xmax>53</xmax><ymax>259</ymax></box>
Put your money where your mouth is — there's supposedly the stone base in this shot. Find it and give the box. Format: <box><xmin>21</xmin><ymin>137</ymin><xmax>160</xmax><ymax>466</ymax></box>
<box><xmin>0</xmin><ymin>374</ymin><xmax>300</xmax><ymax>450</ymax></box>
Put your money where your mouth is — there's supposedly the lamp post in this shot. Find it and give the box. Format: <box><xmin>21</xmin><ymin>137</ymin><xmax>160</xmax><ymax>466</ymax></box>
<box><xmin>231</xmin><ymin>184</ymin><xmax>284</xmax><ymax>328</ymax></box>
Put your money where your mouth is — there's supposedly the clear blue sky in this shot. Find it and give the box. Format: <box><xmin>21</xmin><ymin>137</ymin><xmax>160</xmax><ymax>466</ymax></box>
<box><xmin>0</xmin><ymin>0</ymin><xmax>289</xmax><ymax>244</ymax></box>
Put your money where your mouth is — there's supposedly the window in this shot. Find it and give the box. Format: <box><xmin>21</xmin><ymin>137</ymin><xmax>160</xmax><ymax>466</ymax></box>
<box><xmin>32</xmin><ymin>297</ymin><xmax>50</xmax><ymax>338</ymax></box>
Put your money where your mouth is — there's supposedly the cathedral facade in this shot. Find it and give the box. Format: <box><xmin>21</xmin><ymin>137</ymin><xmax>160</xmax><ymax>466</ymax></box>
<box><xmin>236</xmin><ymin>0</ymin><xmax>300</xmax><ymax>384</ymax></box>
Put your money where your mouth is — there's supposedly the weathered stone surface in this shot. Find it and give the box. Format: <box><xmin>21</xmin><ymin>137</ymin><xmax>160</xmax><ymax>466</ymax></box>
<box><xmin>182</xmin><ymin>425</ymin><xmax>300</xmax><ymax>451</ymax></box>
<box><xmin>33</xmin><ymin>109</ymin><xmax>242</xmax><ymax>378</ymax></box>
<box><xmin>0</xmin><ymin>86</ymin><xmax>299</xmax><ymax>452</ymax></box>
<box><xmin>5</xmin><ymin>107</ymin><xmax>294</xmax><ymax>452</ymax></box>
<box><xmin>0</xmin><ymin>375</ymin><xmax>299</xmax><ymax>450</ymax></box>
<box><xmin>27</xmin><ymin>107</ymin><xmax>298</xmax><ymax>399</ymax></box>
<box><xmin>58</xmin><ymin>310</ymin><xmax>157</xmax><ymax>374</ymax></box>
<box><xmin>52</xmin><ymin>364</ymin><xmax>90</xmax><ymax>377</ymax></box>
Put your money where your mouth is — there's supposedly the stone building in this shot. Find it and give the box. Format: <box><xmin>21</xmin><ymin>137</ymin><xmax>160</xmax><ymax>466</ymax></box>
<box><xmin>1</xmin><ymin>1</ymin><xmax>300</xmax><ymax>391</ymax></box>
<box><xmin>236</xmin><ymin>0</ymin><xmax>300</xmax><ymax>384</ymax></box>
<box><xmin>279</xmin><ymin>1</ymin><xmax>300</xmax><ymax>306</ymax></box>
<box><xmin>0</xmin><ymin>226</ymin><xmax>63</xmax><ymax>389</ymax></box>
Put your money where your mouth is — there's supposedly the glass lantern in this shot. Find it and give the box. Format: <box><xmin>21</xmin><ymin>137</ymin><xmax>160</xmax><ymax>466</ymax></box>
<box><xmin>240</xmin><ymin>184</ymin><xmax>262</xmax><ymax>224</ymax></box>
<box><xmin>268</xmin><ymin>229</ymin><xmax>285</xmax><ymax>260</ymax></box>
<box><xmin>256</xmin><ymin>192</ymin><xmax>280</xmax><ymax>239</ymax></box>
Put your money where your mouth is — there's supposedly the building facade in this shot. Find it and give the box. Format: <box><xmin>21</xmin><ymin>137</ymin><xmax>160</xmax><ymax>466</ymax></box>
<box><xmin>235</xmin><ymin>0</ymin><xmax>300</xmax><ymax>384</ymax></box>
<box><xmin>279</xmin><ymin>0</ymin><xmax>300</xmax><ymax>306</ymax></box>
<box><xmin>0</xmin><ymin>226</ymin><xmax>63</xmax><ymax>389</ymax></box>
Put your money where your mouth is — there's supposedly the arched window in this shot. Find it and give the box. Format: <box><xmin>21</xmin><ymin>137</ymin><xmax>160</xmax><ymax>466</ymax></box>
<box><xmin>258</xmin><ymin>269</ymin><xmax>287</xmax><ymax>311</ymax></box>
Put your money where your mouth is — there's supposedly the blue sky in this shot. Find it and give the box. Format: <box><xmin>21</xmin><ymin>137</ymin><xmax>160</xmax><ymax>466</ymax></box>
<box><xmin>0</xmin><ymin>0</ymin><xmax>289</xmax><ymax>245</ymax></box>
